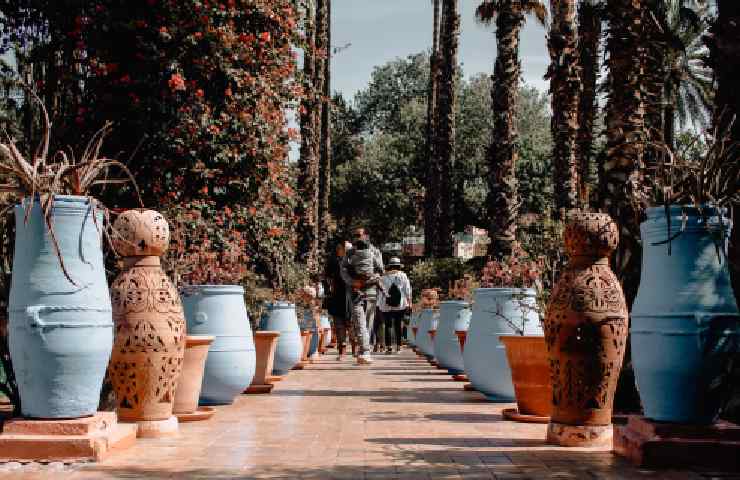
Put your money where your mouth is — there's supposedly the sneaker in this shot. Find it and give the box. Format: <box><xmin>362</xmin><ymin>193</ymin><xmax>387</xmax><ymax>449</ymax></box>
<box><xmin>385</xmin><ymin>348</ymin><xmax>393</xmax><ymax>355</ymax></box>
<box><xmin>356</xmin><ymin>354</ymin><xmax>374</xmax><ymax>365</ymax></box>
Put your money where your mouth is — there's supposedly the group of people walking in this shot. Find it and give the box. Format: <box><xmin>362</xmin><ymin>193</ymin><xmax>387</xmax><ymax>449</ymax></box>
<box><xmin>324</xmin><ymin>227</ymin><xmax>412</xmax><ymax>365</ymax></box>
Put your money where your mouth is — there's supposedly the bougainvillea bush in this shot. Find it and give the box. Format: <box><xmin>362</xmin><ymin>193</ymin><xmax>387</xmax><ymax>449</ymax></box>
<box><xmin>0</xmin><ymin>0</ymin><xmax>303</xmax><ymax>288</ymax></box>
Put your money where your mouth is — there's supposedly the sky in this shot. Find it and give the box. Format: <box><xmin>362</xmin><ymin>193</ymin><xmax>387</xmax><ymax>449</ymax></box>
<box><xmin>331</xmin><ymin>0</ymin><xmax>551</xmax><ymax>101</ymax></box>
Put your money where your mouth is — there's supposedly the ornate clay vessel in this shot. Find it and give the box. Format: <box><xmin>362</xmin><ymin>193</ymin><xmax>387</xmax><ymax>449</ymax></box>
<box><xmin>108</xmin><ymin>209</ymin><xmax>186</xmax><ymax>422</ymax></box>
<box><xmin>543</xmin><ymin>212</ymin><xmax>628</xmax><ymax>446</ymax></box>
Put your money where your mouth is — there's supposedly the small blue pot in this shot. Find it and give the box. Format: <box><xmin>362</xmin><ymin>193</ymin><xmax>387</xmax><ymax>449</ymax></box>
<box><xmin>416</xmin><ymin>309</ymin><xmax>438</xmax><ymax>359</ymax></box>
<box><xmin>9</xmin><ymin>196</ymin><xmax>113</xmax><ymax>418</ymax></box>
<box><xmin>260</xmin><ymin>302</ymin><xmax>302</xmax><ymax>375</ymax></box>
<box><xmin>434</xmin><ymin>301</ymin><xmax>471</xmax><ymax>375</ymax></box>
<box><xmin>408</xmin><ymin>311</ymin><xmax>419</xmax><ymax>346</ymax></box>
<box><xmin>320</xmin><ymin>313</ymin><xmax>332</xmax><ymax>345</ymax></box>
<box><xmin>463</xmin><ymin>288</ymin><xmax>542</xmax><ymax>401</ymax></box>
<box><xmin>182</xmin><ymin>285</ymin><xmax>256</xmax><ymax>405</ymax></box>
<box><xmin>632</xmin><ymin>206</ymin><xmax>740</xmax><ymax>423</ymax></box>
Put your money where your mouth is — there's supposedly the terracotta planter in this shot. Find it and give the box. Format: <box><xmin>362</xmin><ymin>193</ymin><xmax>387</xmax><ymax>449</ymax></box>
<box><xmin>294</xmin><ymin>330</ymin><xmax>312</xmax><ymax>370</ymax></box>
<box><xmin>245</xmin><ymin>331</ymin><xmax>280</xmax><ymax>394</ymax></box>
<box><xmin>109</xmin><ymin>209</ymin><xmax>185</xmax><ymax>422</ymax></box>
<box><xmin>500</xmin><ymin>335</ymin><xmax>551</xmax><ymax>421</ymax></box>
<box><xmin>174</xmin><ymin>335</ymin><xmax>214</xmax><ymax>414</ymax></box>
<box><xmin>455</xmin><ymin>330</ymin><xmax>467</xmax><ymax>353</ymax></box>
<box><xmin>543</xmin><ymin>213</ymin><xmax>628</xmax><ymax>446</ymax></box>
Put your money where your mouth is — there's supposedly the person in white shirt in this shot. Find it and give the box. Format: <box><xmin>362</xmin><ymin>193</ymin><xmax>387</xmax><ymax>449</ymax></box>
<box><xmin>377</xmin><ymin>257</ymin><xmax>412</xmax><ymax>354</ymax></box>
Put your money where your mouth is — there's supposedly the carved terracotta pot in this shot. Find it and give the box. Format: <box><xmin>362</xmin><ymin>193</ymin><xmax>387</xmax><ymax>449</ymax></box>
<box><xmin>108</xmin><ymin>210</ymin><xmax>186</xmax><ymax>422</ymax></box>
<box><xmin>543</xmin><ymin>212</ymin><xmax>628</xmax><ymax>426</ymax></box>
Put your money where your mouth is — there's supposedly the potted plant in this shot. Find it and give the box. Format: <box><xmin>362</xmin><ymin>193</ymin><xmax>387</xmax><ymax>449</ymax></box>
<box><xmin>631</xmin><ymin>131</ymin><xmax>740</xmax><ymax>424</ymax></box>
<box><xmin>463</xmin><ymin>243</ymin><xmax>545</xmax><ymax>403</ymax></box>
<box><xmin>434</xmin><ymin>276</ymin><xmax>475</xmax><ymax>376</ymax></box>
<box><xmin>169</xmin><ymin>201</ymin><xmax>257</xmax><ymax>406</ymax></box>
<box><xmin>1</xmin><ymin>99</ymin><xmax>138</xmax><ymax>418</ymax></box>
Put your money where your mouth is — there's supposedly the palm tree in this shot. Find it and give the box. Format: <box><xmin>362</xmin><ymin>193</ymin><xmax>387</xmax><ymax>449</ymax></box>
<box><xmin>424</xmin><ymin>0</ymin><xmax>442</xmax><ymax>257</ymax></box>
<box><xmin>601</xmin><ymin>0</ymin><xmax>646</xmax><ymax>306</ymax></box>
<box><xmin>708</xmin><ymin>0</ymin><xmax>740</xmax><ymax>307</ymax></box>
<box><xmin>432</xmin><ymin>0</ymin><xmax>460</xmax><ymax>257</ymax></box>
<box><xmin>661</xmin><ymin>0</ymin><xmax>712</xmax><ymax>149</ymax></box>
<box><xmin>547</xmin><ymin>0</ymin><xmax>580</xmax><ymax>217</ymax></box>
<box><xmin>476</xmin><ymin>0</ymin><xmax>547</xmax><ymax>259</ymax></box>
<box><xmin>575</xmin><ymin>0</ymin><xmax>603</xmax><ymax>207</ymax></box>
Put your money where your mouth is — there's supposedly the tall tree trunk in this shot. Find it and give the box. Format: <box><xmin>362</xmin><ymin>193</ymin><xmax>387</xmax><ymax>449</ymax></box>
<box><xmin>643</xmin><ymin>0</ymin><xmax>667</xmax><ymax>168</ymax></box>
<box><xmin>711</xmin><ymin>0</ymin><xmax>740</xmax><ymax>310</ymax></box>
<box><xmin>548</xmin><ymin>0</ymin><xmax>581</xmax><ymax>218</ymax></box>
<box><xmin>487</xmin><ymin>2</ymin><xmax>524</xmax><ymax>259</ymax></box>
<box><xmin>297</xmin><ymin>0</ymin><xmax>320</xmax><ymax>273</ymax></box>
<box><xmin>433</xmin><ymin>0</ymin><xmax>459</xmax><ymax>258</ymax></box>
<box><xmin>424</xmin><ymin>0</ymin><xmax>442</xmax><ymax>257</ymax></box>
<box><xmin>576</xmin><ymin>1</ymin><xmax>601</xmax><ymax>208</ymax></box>
<box><xmin>602</xmin><ymin>0</ymin><xmax>646</xmax><ymax>308</ymax></box>
<box><xmin>317</xmin><ymin>0</ymin><xmax>332</xmax><ymax>264</ymax></box>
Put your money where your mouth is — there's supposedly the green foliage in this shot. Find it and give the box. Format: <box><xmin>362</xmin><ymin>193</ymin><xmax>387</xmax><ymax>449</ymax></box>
<box><xmin>408</xmin><ymin>257</ymin><xmax>474</xmax><ymax>301</ymax></box>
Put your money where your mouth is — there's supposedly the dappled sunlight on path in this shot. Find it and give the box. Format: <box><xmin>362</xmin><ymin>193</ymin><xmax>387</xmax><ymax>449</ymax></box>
<box><xmin>6</xmin><ymin>350</ymin><xmax>720</xmax><ymax>479</ymax></box>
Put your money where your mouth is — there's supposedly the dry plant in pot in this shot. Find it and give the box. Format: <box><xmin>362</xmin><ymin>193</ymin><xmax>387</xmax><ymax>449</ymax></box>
<box><xmin>0</xmin><ymin>93</ymin><xmax>140</xmax><ymax>419</ymax></box>
<box><xmin>474</xmin><ymin>243</ymin><xmax>551</xmax><ymax>420</ymax></box>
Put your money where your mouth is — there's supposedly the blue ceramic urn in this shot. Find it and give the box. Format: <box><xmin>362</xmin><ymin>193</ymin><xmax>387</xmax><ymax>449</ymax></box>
<box><xmin>182</xmin><ymin>285</ymin><xmax>256</xmax><ymax>405</ymax></box>
<box><xmin>260</xmin><ymin>302</ymin><xmax>302</xmax><ymax>375</ymax></box>
<box><xmin>434</xmin><ymin>301</ymin><xmax>471</xmax><ymax>375</ymax></box>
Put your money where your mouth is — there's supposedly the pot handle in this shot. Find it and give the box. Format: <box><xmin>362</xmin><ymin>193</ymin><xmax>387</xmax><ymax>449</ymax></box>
<box><xmin>193</xmin><ymin>311</ymin><xmax>208</xmax><ymax>325</ymax></box>
<box><xmin>27</xmin><ymin>305</ymin><xmax>114</xmax><ymax>329</ymax></box>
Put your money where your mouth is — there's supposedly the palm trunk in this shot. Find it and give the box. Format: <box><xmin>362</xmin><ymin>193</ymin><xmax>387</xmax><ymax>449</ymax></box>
<box><xmin>317</xmin><ymin>0</ymin><xmax>332</xmax><ymax>263</ymax></box>
<box><xmin>548</xmin><ymin>0</ymin><xmax>580</xmax><ymax>218</ymax></box>
<box><xmin>643</xmin><ymin>0</ymin><xmax>667</xmax><ymax>168</ymax></box>
<box><xmin>576</xmin><ymin>1</ymin><xmax>601</xmax><ymax>208</ymax></box>
<box><xmin>424</xmin><ymin>0</ymin><xmax>442</xmax><ymax>257</ymax></box>
<box><xmin>433</xmin><ymin>0</ymin><xmax>459</xmax><ymax>258</ymax></box>
<box><xmin>602</xmin><ymin>0</ymin><xmax>646</xmax><ymax>308</ymax></box>
<box><xmin>487</xmin><ymin>2</ymin><xmax>524</xmax><ymax>259</ymax></box>
<box><xmin>712</xmin><ymin>0</ymin><xmax>740</xmax><ymax>309</ymax></box>
<box><xmin>297</xmin><ymin>0</ymin><xmax>320</xmax><ymax>273</ymax></box>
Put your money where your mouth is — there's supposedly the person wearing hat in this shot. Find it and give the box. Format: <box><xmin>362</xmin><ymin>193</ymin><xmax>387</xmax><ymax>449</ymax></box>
<box><xmin>377</xmin><ymin>257</ymin><xmax>412</xmax><ymax>354</ymax></box>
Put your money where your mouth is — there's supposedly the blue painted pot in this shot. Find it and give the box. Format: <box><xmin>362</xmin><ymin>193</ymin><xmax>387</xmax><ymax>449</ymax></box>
<box><xmin>260</xmin><ymin>302</ymin><xmax>302</xmax><ymax>375</ymax></box>
<box><xmin>463</xmin><ymin>288</ymin><xmax>542</xmax><ymax>401</ymax></box>
<box><xmin>434</xmin><ymin>301</ymin><xmax>471</xmax><ymax>375</ymax></box>
<box><xmin>302</xmin><ymin>308</ymin><xmax>319</xmax><ymax>357</ymax></box>
<box><xmin>416</xmin><ymin>309</ymin><xmax>437</xmax><ymax>359</ymax></box>
<box><xmin>320</xmin><ymin>313</ymin><xmax>332</xmax><ymax>345</ymax></box>
<box><xmin>632</xmin><ymin>206</ymin><xmax>740</xmax><ymax>424</ymax></box>
<box><xmin>408</xmin><ymin>311</ymin><xmax>418</xmax><ymax>346</ymax></box>
<box><xmin>8</xmin><ymin>196</ymin><xmax>113</xmax><ymax>418</ymax></box>
<box><xmin>182</xmin><ymin>285</ymin><xmax>256</xmax><ymax>405</ymax></box>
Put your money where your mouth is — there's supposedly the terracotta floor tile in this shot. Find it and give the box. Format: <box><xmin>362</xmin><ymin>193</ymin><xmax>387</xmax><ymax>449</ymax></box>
<box><xmin>0</xmin><ymin>349</ymin><xmax>727</xmax><ymax>479</ymax></box>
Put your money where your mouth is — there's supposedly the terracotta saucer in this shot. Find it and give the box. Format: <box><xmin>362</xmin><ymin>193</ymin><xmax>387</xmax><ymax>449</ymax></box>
<box><xmin>463</xmin><ymin>383</ymin><xmax>477</xmax><ymax>391</ymax></box>
<box><xmin>502</xmin><ymin>407</ymin><xmax>550</xmax><ymax>424</ymax></box>
<box><xmin>452</xmin><ymin>374</ymin><xmax>468</xmax><ymax>382</ymax></box>
<box><xmin>175</xmin><ymin>407</ymin><xmax>216</xmax><ymax>423</ymax></box>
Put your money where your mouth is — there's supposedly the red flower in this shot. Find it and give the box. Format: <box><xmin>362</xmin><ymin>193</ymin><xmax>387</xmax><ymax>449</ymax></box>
<box><xmin>195</xmin><ymin>89</ymin><xmax>204</xmax><ymax>98</ymax></box>
<box><xmin>168</xmin><ymin>73</ymin><xmax>186</xmax><ymax>92</ymax></box>
<box><xmin>260</xmin><ymin>32</ymin><xmax>271</xmax><ymax>42</ymax></box>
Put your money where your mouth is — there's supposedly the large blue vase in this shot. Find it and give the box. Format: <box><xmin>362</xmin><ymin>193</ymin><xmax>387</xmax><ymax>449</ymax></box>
<box><xmin>416</xmin><ymin>309</ymin><xmax>437</xmax><ymax>359</ymax></box>
<box><xmin>9</xmin><ymin>196</ymin><xmax>113</xmax><ymax>418</ymax></box>
<box><xmin>260</xmin><ymin>302</ymin><xmax>302</xmax><ymax>375</ymax></box>
<box><xmin>182</xmin><ymin>285</ymin><xmax>256</xmax><ymax>405</ymax></box>
<box><xmin>434</xmin><ymin>301</ymin><xmax>471</xmax><ymax>375</ymax></box>
<box><xmin>632</xmin><ymin>206</ymin><xmax>740</xmax><ymax>423</ymax></box>
<box><xmin>463</xmin><ymin>288</ymin><xmax>542</xmax><ymax>401</ymax></box>
<box><xmin>408</xmin><ymin>311</ymin><xmax>418</xmax><ymax>347</ymax></box>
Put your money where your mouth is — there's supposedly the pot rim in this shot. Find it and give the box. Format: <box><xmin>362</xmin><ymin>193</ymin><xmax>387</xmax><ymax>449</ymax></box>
<box><xmin>185</xmin><ymin>335</ymin><xmax>215</xmax><ymax>346</ymax></box>
<box><xmin>473</xmin><ymin>287</ymin><xmax>537</xmax><ymax>296</ymax></box>
<box><xmin>180</xmin><ymin>284</ymin><xmax>245</xmax><ymax>296</ymax></box>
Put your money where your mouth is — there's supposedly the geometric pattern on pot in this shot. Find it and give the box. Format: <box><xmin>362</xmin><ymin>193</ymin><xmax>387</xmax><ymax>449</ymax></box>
<box><xmin>544</xmin><ymin>212</ymin><xmax>628</xmax><ymax>426</ymax></box>
<box><xmin>109</xmin><ymin>209</ymin><xmax>186</xmax><ymax>421</ymax></box>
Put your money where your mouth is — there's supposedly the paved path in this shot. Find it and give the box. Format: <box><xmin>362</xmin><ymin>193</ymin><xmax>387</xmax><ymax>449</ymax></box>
<box><xmin>2</xmin><ymin>349</ymin><xmax>731</xmax><ymax>479</ymax></box>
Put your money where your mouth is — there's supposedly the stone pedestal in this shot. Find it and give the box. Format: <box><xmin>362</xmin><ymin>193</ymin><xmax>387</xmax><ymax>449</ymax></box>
<box><xmin>546</xmin><ymin>422</ymin><xmax>613</xmax><ymax>448</ymax></box>
<box><xmin>0</xmin><ymin>412</ymin><xmax>136</xmax><ymax>462</ymax></box>
<box><xmin>614</xmin><ymin>415</ymin><xmax>740</xmax><ymax>471</ymax></box>
<box><xmin>130</xmin><ymin>416</ymin><xmax>178</xmax><ymax>438</ymax></box>
<box><xmin>245</xmin><ymin>331</ymin><xmax>280</xmax><ymax>394</ymax></box>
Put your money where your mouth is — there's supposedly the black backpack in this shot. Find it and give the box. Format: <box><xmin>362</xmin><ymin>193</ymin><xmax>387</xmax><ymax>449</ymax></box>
<box><xmin>387</xmin><ymin>282</ymin><xmax>402</xmax><ymax>307</ymax></box>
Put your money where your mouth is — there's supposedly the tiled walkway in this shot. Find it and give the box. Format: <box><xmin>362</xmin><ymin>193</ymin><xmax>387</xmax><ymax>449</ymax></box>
<box><xmin>2</xmin><ymin>349</ymin><xmax>731</xmax><ymax>479</ymax></box>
